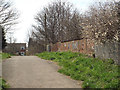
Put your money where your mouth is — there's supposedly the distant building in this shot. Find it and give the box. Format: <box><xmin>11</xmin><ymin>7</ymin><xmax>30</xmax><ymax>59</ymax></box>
<box><xmin>27</xmin><ymin>38</ymin><xmax>45</xmax><ymax>55</ymax></box>
<box><xmin>4</xmin><ymin>43</ymin><xmax>26</xmax><ymax>56</ymax></box>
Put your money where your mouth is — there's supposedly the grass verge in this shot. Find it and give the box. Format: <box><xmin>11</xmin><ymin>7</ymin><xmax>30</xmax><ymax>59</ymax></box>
<box><xmin>0</xmin><ymin>78</ymin><xmax>10</xmax><ymax>89</ymax></box>
<box><xmin>0</xmin><ymin>53</ymin><xmax>11</xmax><ymax>60</ymax></box>
<box><xmin>36</xmin><ymin>51</ymin><xmax>120</xmax><ymax>88</ymax></box>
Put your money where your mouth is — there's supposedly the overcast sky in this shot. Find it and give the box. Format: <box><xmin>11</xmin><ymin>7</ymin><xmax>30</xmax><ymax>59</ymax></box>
<box><xmin>7</xmin><ymin>0</ymin><xmax>115</xmax><ymax>43</ymax></box>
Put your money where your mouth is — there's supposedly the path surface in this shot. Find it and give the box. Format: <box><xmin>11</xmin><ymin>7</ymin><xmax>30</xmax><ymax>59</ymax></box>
<box><xmin>2</xmin><ymin>56</ymin><xmax>82</xmax><ymax>88</ymax></box>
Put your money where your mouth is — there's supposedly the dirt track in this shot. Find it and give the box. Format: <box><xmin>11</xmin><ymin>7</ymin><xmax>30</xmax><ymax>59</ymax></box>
<box><xmin>2</xmin><ymin>56</ymin><xmax>82</xmax><ymax>88</ymax></box>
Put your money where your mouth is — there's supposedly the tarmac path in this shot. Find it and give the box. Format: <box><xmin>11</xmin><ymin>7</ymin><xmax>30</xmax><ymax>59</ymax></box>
<box><xmin>2</xmin><ymin>56</ymin><xmax>82</xmax><ymax>88</ymax></box>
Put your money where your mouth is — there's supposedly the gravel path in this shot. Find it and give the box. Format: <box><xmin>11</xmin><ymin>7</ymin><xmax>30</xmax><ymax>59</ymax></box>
<box><xmin>2</xmin><ymin>56</ymin><xmax>82</xmax><ymax>88</ymax></box>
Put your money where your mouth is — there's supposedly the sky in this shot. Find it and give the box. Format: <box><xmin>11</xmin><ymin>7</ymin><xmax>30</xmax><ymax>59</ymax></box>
<box><xmin>6</xmin><ymin>0</ymin><xmax>115</xmax><ymax>43</ymax></box>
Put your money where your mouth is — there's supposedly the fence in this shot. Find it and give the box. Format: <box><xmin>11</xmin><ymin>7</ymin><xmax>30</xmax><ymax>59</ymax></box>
<box><xmin>50</xmin><ymin>39</ymin><xmax>120</xmax><ymax>65</ymax></box>
<box><xmin>95</xmin><ymin>41</ymin><xmax>120</xmax><ymax>65</ymax></box>
<box><xmin>27</xmin><ymin>38</ymin><xmax>46</xmax><ymax>55</ymax></box>
<box><xmin>51</xmin><ymin>39</ymin><xmax>94</xmax><ymax>56</ymax></box>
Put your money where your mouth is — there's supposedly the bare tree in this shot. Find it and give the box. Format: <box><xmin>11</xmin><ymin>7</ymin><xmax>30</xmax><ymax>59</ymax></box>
<box><xmin>82</xmin><ymin>1</ymin><xmax>120</xmax><ymax>43</ymax></box>
<box><xmin>0</xmin><ymin>0</ymin><xmax>19</xmax><ymax>32</ymax></box>
<box><xmin>32</xmin><ymin>0</ymin><xmax>82</xmax><ymax>46</ymax></box>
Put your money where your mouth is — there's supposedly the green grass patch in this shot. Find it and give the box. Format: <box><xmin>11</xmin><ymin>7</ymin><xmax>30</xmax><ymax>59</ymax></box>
<box><xmin>0</xmin><ymin>78</ymin><xmax>10</xmax><ymax>89</ymax></box>
<box><xmin>0</xmin><ymin>53</ymin><xmax>11</xmax><ymax>60</ymax></box>
<box><xmin>36</xmin><ymin>51</ymin><xmax>120</xmax><ymax>88</ymax></box>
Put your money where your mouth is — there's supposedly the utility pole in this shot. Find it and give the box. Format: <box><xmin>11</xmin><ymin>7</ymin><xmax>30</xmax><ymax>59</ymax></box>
<box><xmin>44</xmin><ymin>13</ymin><xmax>47</xmax><ymax>44</ymax></box>
<box><xmin>44</xmin><ymin>13</ymin><xmax>48</xmax><ymax>51</ymax></box>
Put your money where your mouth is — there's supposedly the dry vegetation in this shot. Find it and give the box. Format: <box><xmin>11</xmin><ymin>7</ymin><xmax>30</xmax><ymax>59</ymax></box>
<box><xmin>82</xmin><ymin>1</ymin><xmax>120</xmax><ymax>43</ymax></box>
<box><xmin>30</xmin><ymin>0</ymin><xmax>120</xmax><ymax>46</ymax></box>
<box><xmin>0</xmin><ymin>0</ymin><xmax>19</xmax><ymax>32</ymax></box>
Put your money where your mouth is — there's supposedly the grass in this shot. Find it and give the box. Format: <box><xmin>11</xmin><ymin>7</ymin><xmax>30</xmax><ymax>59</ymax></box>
<box><xmin>36</xmin><ymin>51</ymin><xmax>120</xmax><ymax>88</ymax></box>
<box><xmin>0</xmin><ymin>53</ymin><xmax>11</xmax><ymax>60</ymax></box>
<box><xmin>0</xmin><ymin>53</ymin><xmax>11</xmax><ymax>89</ymax></box>
<box><xmin>0</xmin><ymin>78</ymin><xmax>10</xmax><ymax>89</ymax></box>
